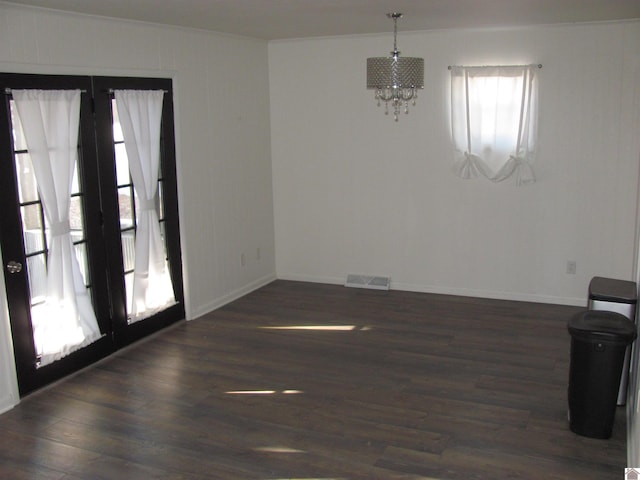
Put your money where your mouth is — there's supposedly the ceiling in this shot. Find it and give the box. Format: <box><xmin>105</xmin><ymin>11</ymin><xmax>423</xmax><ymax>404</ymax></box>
<box><xmin>5</xmin><ymin>0</ymin><xmax>640</xmax><ymax>40</ymax></box>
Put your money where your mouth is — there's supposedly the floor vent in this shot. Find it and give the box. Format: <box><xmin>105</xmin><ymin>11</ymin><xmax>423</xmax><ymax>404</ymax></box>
<box><xmin>345</xmin><ymin>274</ymin><xmax>391</xmax><ymax>290</ymax></box>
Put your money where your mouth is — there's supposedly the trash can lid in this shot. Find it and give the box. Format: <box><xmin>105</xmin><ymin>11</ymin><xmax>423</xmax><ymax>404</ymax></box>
<box><xmin>568</xmin><ymin>310</ymin><xmax>637</xmax><ymax>343</ymax></box>
<box><xmin>588</xmin><ymin>276</ymin><xmax>637</xmax><ymax>304</ymax></box>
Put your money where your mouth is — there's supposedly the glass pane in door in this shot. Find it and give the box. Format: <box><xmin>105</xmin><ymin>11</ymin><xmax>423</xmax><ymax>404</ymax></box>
<box><xmin>10</xmin><ymin>98</ymin><xmax>96</xmax><ymax>366</ymax></box>
<box><xmin>110</xmin><ymin>98</ymin><xmax>175</xmax><ymax>323</ymax></box>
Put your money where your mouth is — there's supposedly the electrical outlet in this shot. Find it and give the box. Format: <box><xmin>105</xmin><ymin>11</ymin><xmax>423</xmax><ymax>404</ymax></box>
<box><xmin>241</xmin><ymin>253</ymin><xmax>246</xmax><ymax>266</ymax></box>
<box><xmin>566</xmin><ymin>261</ymin><xmax>576</xmax><ymax>275</ymax></box>
<box><xmin>257</xmin><ymin>247</ymin><xmax>261</xmax><ymax>261</ymax></box>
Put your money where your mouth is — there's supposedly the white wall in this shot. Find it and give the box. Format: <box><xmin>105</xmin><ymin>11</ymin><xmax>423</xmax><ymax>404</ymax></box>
<box><xmin>0</xmin><ymin>2</ymin><xmax>276</xmax><ymax>411</ymax></box>
<box><xmin>628</xmin><ymin>146</ymin><xmax>640</xmax><ymax>465</ymax></box>
<box><xmin>270</xmin><ymin>21</ymin><xmax>640</xmax><ymax>306</ymax></box>
<box><xmin>0</xmin><ymin>245</ymin><xmax>19</xmax><ymax>414</ymax></box>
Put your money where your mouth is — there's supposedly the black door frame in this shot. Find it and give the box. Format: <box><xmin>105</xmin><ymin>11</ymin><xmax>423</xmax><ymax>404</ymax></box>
<box><xmin>93</xmin><ymin>75</ymin><xmax>185</xmax><ymax>349</ymax></box>
<box><xmin>0</xmin><ymin>73</ymin><xmax>184</xmax><ymax>396</ymax></box>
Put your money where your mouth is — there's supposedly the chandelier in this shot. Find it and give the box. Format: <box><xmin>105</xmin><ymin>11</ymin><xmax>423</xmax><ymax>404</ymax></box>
<box><xmin>367</xmin><ymin>13</ymin><xmax>424</xmax><ymax>121</ymax></box>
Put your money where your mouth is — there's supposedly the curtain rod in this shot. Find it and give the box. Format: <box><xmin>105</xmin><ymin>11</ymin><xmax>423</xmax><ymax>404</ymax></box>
<box><xmin>4</xmin><ymin>88</ymin><xmax>88</xmax><ymax>94</ymax></box>
<box><xmin>106</xmin><ymin>89</ymin><xmax>168</xmax><ymax>94</ymax></box>
<box><xmin>448</xmin><ymin>64</ymin><xmax>542</xmax><ymax>70</ymax></box>
<box><xmin>3</xmin><ymin>88</ymin><xmax>168</xmax><ymax>94</ymax></box>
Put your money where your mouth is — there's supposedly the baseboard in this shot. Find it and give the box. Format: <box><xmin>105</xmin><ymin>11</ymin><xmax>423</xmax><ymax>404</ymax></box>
<box><xmin>189</xmin><ymin>273</ymin><xmax>277</xmax><ymax>319</ymax></box>
<box><xmin>277</xmin><ymin>273</ymin><xmax>586</xmax><ymax>306</ymax></box>
<box><xmin>0</xmin><ymin>392</ymin><xmax>18</xmax><ymax>415</ymax></box>
<box><xmin>277</xmin><ymin>273</ymin><xmax>345</xmax><ymax>286</ymax></box>
<box><xmin>392</xmin><ymin>281</ymin><xmax>586</xmax><ymax>306</ymax></box>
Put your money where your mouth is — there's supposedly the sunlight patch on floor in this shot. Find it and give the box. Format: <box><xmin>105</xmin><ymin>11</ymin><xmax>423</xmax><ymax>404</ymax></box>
<box><xmin>225</xmin><ymin>390</ymin><xmax>276</xmax><ymax>395</ymax></box>
<box><xmin>225</xmin><ymin>389</ymin><xmax>304</xmax><ymax>395</ymax></box>
<box><xmin>259</xmin><ymin>325</ymin><xmax>372</xmax><ymax>331</ymax></box>
<box><xmin>260</xmin><ymin>325</ymin><xmax>355</xmax><ymax>331</ymax></box>
<box><xmin>253</xmin><ymin>446</ymin><xmax>306</xmax><ymax>453</ymax></box>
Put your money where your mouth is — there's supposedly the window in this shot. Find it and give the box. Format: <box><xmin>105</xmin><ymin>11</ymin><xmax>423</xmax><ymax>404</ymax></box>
<box><xmin>450</xmin><ymin>65</ymin><xmax>539</xmax><ymax>186</ymax></box>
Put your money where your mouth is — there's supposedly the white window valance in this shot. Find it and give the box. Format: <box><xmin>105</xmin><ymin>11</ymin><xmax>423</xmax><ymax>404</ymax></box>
<box><xmin>450</xmin><ymin>64</ymin><xmax>539</xmax><ymax>186</ymax></box>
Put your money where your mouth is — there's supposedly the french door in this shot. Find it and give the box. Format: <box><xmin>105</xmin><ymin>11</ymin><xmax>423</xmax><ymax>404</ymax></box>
<box><xmin>0</xmin><ymin>73</ymin><xmax>184</xmax><ymax>396</ymax></box>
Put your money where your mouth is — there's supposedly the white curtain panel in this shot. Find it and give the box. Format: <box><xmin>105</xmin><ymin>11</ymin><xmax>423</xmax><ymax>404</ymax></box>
<box><xmin>114</xmin><ymin>90</ymin><xmax>175</xmax><ymax>323</ymax></box>
<box><xmin>450</xmin><ymin>65</ymin><xmax>538</xmax><ymax>186</ymax></box>
<box><xmin>12</xmin><ymin>90</ymin><xmax>102</xmax><ymax>366</ymax></box>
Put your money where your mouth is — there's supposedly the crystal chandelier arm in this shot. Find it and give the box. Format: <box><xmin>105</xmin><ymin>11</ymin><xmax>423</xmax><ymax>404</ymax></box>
<box><xmin>399</xmin><ymin>88</ymin><xmax>415</xmax><ymax>101</ymax></box>
<box><xmin>376</xmin><ymin>88</ymin><xmax>416</xmax><ymax>102</ymax></box>
<box><xmin>376</xmin><ymin>88</ymin><xmax>394</xmax><ymax>102</ymax></box>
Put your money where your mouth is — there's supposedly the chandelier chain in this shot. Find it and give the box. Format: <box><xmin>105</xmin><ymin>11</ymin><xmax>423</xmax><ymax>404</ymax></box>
<box><xmin>389</xmin><ymin>12</ymin><xmax>401</xmax><ymax>55</ymax></box>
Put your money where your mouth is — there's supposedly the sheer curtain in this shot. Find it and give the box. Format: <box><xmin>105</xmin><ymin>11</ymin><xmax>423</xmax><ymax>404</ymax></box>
<box><xmin>12</xmin><ymin>90</ymin><xmax>102</xmax><ymax>366</ymax></box>
<box><xmin>450</xmin><ymin>65</ymin><xmax>538</xmax><ymax>186</ymax></box>
<box><xmin>114</xmin><ymin>90</ymin><xmax>175</xmax><ymax>323</ymax></box>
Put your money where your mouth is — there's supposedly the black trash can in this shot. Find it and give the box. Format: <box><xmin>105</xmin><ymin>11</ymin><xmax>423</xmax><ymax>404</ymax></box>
<box><xmin>568</xmin><ymin>310</ymin><xmax>637</xmax><ymax>438</ymax></box>
<box><xmin>588</xmin><ymin>276</ymin><xmax>637</xmax><ymax>405</ymax></box>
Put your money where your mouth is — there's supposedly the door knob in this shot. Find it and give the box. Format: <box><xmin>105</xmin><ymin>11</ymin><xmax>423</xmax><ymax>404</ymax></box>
<box><xmin>6</xmin><ymin>261</ymin><xmax>22</xmax><ymax>274</ymax></box>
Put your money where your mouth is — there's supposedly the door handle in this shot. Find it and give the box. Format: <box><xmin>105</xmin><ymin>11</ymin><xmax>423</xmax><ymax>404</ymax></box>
<box><xmin>6</xmin><ymin>261</ymin><xmax>22</xmax><ymax>274</ymax></box>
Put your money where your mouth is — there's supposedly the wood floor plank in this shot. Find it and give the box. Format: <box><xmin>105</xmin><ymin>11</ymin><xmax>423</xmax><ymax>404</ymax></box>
<box><xmin>0</xmin><ymin>280</ymin><xmax>628</xmax><ymax>478</ymax></box>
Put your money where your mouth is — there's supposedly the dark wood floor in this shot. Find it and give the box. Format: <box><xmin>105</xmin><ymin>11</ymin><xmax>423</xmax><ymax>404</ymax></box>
<box><xmin>0</xmin><ymin>280</ymin><xmax>627</xmax><ymax>479</ymax></box>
